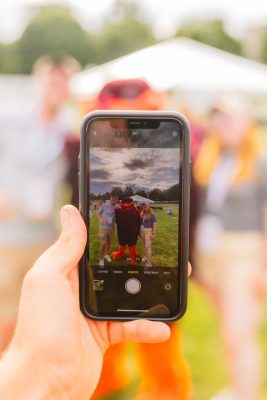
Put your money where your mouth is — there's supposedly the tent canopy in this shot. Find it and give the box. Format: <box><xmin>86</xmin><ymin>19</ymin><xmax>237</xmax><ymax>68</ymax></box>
<box><xmin>130</xmin><ymin>195</ymin><xmax>154</xmax><ymax>204</ymax></box>
<box><xmin>71</xmin><ymin>38</ymin><xmax>267</xmax><ymax>97</ymax></box>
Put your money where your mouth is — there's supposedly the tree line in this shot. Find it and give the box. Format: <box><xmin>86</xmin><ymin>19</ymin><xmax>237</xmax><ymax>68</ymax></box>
<box><xmin>2</xmin><ymin>2</ymin><xmax>267</xmax><ymax>74</ymax></box>
<box><xmin>0</xmin><ymin>3</ymin><xmax>155</xmax><ymax>74</ymax></box>
<box><xmin>90</xmin><ymin>183</ymin><xmax>179</xmax><ymax>202</ymax></box>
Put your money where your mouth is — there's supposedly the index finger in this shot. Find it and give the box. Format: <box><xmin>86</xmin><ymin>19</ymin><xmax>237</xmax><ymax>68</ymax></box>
<box><xmin>108</xmin><ymin>320</ymin><xmax>171</xmax><ymax>345</ymax></box>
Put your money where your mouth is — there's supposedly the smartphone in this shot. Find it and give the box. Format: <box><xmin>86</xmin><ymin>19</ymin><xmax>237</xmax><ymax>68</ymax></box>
<box><xmin>79</xmin><ymin>110</ymin><xmax>190</xmax><ymax>321</ymax></box>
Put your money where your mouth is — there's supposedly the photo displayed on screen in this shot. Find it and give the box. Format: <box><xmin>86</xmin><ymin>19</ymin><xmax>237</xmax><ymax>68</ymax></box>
<box><xmin>89</xmin><ymin>145</ymin><xmax>180</xmax><ymax>270</ymax></box>
<box><xmin>86</xmin><ymin>119</ymin><xmax>182</xmax><ymax>317</ymax></box>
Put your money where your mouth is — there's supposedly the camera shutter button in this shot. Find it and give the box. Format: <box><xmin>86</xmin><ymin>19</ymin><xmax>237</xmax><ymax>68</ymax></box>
<box><xmin>125</xmin><ymin>279</ymin><xmax>141</xmax><ymax>294</ymax></box>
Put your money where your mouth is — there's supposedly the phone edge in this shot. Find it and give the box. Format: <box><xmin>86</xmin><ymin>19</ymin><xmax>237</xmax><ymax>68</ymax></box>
<box><xmin>79</xmin><ymin>110</ymin><xmax>190</xmax><ymax>322</ymax></box>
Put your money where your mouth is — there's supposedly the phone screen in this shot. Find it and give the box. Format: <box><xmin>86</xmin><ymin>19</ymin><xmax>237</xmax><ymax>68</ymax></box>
<box><xmin>85</xmin><ymin>118</ymin><xmax>184</xmax><ymax>319</ymax></box>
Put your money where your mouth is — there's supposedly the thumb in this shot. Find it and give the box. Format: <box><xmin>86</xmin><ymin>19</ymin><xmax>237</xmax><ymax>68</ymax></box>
<box><xmin>33</xmin><ymin>205</ymin><xmax>87</xmax><ymax>275</ymax></box>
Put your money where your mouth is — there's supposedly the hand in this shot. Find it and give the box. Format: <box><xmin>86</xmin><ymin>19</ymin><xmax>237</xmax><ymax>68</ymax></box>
<box><xmin>0</xmin><ymin>205</ymin><xmax>170</xmax><ymax>400</ymax></box>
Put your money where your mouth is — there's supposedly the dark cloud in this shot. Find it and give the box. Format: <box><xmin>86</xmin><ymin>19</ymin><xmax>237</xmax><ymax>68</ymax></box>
<box><xmin>158</xmin><ymin>166</ymin><xmax>180</xmax><ymax>179</ymax></box>
<box><xmin>89</xmin><ymin>148</ymin><xmax>180</xmax><ymax>193</ymax></box>
<box><xmin>123</xmin><ymin>156</ymin><xmax>154</xmax><ymax>171</ymax></box>
<box><xmin>123</xmin><ymin>172</ymin><xmax>144</xmax><ymax>181</ymax></box>
<box><xmin>90</xmin><ymin>181</ymin><xmax>122</xmax><ymax>195</ymax></box>
<box><xmin>88</xmin><ymin>153</ymin><xmax>102</xmax><ymax>164</ymax></box>
<box><xmin>90</xmin><ymin>169</ymin><xmax>111</xmax><ymax>180</ymax></box>
<box><xmin>148</xmin><ymin>167</ymin><xmax>179</xmax><ymax>187</ymax></box>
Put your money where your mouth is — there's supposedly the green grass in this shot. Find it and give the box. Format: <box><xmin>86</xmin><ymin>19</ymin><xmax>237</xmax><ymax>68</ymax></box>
<box><xmin>89</xmin><ymin>204</ymin><xmax>179</xmax><ymax>267</ymax></box>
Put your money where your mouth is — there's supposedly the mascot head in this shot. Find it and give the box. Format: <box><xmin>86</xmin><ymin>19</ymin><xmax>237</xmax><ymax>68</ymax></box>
<box><xmin>120</xmin><ymin>197</ymin><xmax>134</xmax><ymax>208</ymax></box>
<box><xmin>92</xmin><ymin>78</ymin><xmax>166</xmax><ymax>111</ymax></box>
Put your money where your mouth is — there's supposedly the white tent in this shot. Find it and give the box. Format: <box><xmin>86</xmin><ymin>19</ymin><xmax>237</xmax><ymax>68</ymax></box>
<box><xmin>131</xmin><ymin>195</ymin><xmax>154</xmax><ymax>204</ymax></box>
<box><xmin>71</xmin><ymin>38</ymin><xmax>267</xmax><ymax>97</ymax></box>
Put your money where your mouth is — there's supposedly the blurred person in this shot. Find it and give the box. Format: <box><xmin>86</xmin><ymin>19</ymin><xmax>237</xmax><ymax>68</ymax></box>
<box><xmin>0</xmin><ymin>55</ymin><xmax>78</xmax><ymax>352</ymax></box>
<box><xmin>140</xmin><ymin>202</ymin><xmax>157</xmax><ymax>269</ymax></box>
<box><xmin>193</xmin><ymin>96</ymin><xmax>267</xmax><ymax>400</ymax></box>
<box><xmin>87</xmin><ymin>79</ymin><xmax>192</xmax><ymax>400</ymax></box>
<box><xmin>0</xmin><ymin>205</ymin><xmax>171</xmax><ymax>400</ymax></box>
<box><xmin>178</xmin><ymin>105</ymin><xmax>206</xmax><ymax>272</ymax></box>
<box><xmin>96</xmin><ymin>194</ymin><xmax>118</xmax><ymax>267</ymax></box>
<box><xmin>89</xmin><ymin>201</ymin><xmax>93</xmax><ymax>219</ymax></box>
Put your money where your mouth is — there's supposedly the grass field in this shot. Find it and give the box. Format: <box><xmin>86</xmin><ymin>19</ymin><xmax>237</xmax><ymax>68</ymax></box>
<box><xmin>89</xmin><ymin>203</ymin><xmax>179</xmax><ymax>267</ymax></box>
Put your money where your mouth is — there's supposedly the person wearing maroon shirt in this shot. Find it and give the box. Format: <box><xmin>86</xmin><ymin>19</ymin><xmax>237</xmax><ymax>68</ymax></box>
<box><xmin>112</xmin><ymin>198</ymin><xmax>141</xmax><ymax>265</ymax></box>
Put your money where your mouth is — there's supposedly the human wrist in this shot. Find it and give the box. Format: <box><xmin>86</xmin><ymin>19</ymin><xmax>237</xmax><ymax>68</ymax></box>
<box><xmin>0</xmin><ymin>346</ymin><xmax>68</xmax><ymax>400</ymax></box>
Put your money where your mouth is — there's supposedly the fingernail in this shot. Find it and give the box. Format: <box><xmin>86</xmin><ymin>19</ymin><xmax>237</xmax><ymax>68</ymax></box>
<box><xmin>153</xmin><ymin>323</ymin><xmax>170</xmax><ymax>340</ymax></box>
<box><xmin>61</xmin><ymin>207</ymin><xmax>71</xmax><ymax>229</ymax></box>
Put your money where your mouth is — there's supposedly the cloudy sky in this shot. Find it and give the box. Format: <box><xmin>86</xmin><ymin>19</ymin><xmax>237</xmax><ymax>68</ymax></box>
<box><xmin>1</xmin><ymin>0</ymin><xmax>267</xmax><ymax>42</ymax></box>
<box><xmin>90</xmin><ymin>147</ymin><xmax>180</xmax><ymax>195</ymax></box>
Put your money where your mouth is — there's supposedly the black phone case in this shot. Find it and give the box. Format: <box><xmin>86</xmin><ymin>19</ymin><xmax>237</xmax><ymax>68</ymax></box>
<box><xmin>79</xmin><ymin>110</ymin><xmax>190</xmax><ymax>322</ymax></box>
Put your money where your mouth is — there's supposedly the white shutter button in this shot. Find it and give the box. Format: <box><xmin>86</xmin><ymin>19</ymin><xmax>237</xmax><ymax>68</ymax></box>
<box><xmin>125</xmin><ymin>279</ymin><xmax>141</xmax><ymax>294</ymax></box>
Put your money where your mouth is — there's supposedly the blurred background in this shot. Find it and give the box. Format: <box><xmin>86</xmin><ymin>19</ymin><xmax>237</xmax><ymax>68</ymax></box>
<box><xmin>1</xmin><ymin>1</ymin><xmax>267</xmax><ymax>399</ymax></box>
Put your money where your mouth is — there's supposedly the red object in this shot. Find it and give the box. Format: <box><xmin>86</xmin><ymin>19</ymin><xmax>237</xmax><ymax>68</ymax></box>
<box><xmin>92</xmin><ymin>79</ymin><xmax>166</xmax><ymax>111</ymax></box>
<box><xmin>111</xmin><ymin>245</ymin><xmax>126</xmax><ymax>260</ymax></box>
<box><xmin>115</xmin><ymin>199</ymin><xmax>141</xmax><ymax>248</ymax></box>
<box><xmin>128</xmin><ymin>245</ymin><xmax>138</xmax><ymax>265</ymax></box>
<box><xmin>112</xmin><ymin>199</ymin><xmax>141</xmax><ymax>265</ymax></box>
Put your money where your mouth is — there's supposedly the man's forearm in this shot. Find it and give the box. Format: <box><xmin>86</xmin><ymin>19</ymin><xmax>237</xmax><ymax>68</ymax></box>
<box><xmin>96</xmin><ymin>213</ymin><xmax>102</xmax><ymax>223</ymax></box>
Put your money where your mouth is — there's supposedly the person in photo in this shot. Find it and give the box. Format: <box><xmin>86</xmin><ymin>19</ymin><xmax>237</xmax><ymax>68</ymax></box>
<box><xmin>96</xmin><ymin>194</ymin><xmax>118</xmax><ymax>267</ymax></box>
<box><xmin>140</xmin><ymin>202</ymin><xmax>157</xmax><ymax>269</ymax></box>
<box><xmin>111</xmin><ymin>197</ymin><xmax>141</xmax><ymax>265</ymax></box>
